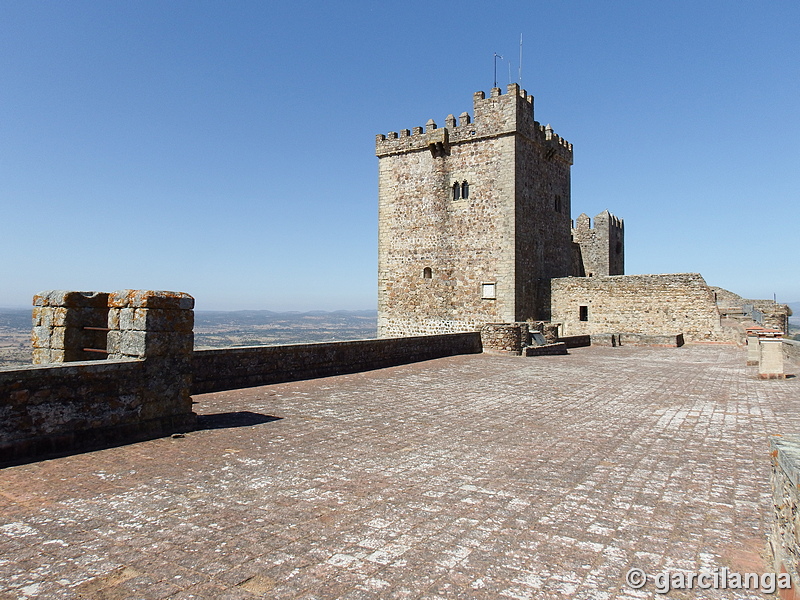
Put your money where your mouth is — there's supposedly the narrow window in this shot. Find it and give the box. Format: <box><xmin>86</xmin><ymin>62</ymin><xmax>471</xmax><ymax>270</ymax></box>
<box><xmin>555</xmin><ymin>194</ymin><xmax>562</xmax><ymax>213</ymax></box>
<box><xmin>452</xmin><ymin>182</ymin><xmax>460</xmax><ymax>200</ymax></box>
<box><xmin>481</xmin><ymin>282</ymin><xmax>496</xmax><ymax>299</ymax></box>
<box><xmin>423</xmin><ymin>267</ymin><xmax>432</xmax><ymax>279</ymax></box>
<box><xmin>461</xmin><ymin>181</ymin><xmax>469</xmax><ymax>199</ymax></box>
<box><xmin>579</xmin><ymin>306</ymin><xmax>589</xmax><ymax>321</ymax></box>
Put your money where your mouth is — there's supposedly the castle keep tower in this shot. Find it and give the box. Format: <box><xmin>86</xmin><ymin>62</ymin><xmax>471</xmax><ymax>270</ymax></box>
<box><xmin>376</xmin><ymin>84</ymin><xmax>574</xmax><ymax>337</ymax></box>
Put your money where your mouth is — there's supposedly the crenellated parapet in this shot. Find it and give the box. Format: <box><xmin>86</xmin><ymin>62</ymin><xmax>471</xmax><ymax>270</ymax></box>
<box><xmin>376</xmin><ymin>83</ymin><xmax>573</xmax><ymax>164</ymax></box>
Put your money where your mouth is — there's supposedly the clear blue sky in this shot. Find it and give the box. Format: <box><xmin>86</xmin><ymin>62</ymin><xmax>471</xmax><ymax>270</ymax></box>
<box><xmin>1</xmin><ymin>1</ymin><xmax>797</xmax><ymax>310</ymax></box>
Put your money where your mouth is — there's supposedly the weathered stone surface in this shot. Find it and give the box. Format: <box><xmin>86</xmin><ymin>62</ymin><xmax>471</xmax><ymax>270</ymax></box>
<box><xmin>108</xmin><ymin>290</ymin><xmax>195</xmax><ymax>310</ymax></box>
<box><xmin>760</xmin><ymin>337</ymin><xmax>786</xmax><ymax>379</ymax></box>
<box><xmin>770</xmin><ymin>435</ymin><xmax>800</xmax><ymax>592</ymax></box>
<box><xmin>6</xmin><ymin>289</ymin><xmax>198</xmax><ymax>463</ymax></box>
<box><xmin>550</xmin><ymin>273</ymin><xmax>724</xmax><ymax>342</ymax></box>
<box><xmin>191</xmin><ymin>332</ymin><xmax>482</xmax><ymax>394</ymax></box>
<box><xmin>747</xmin><ymin>334</ymin><xmax>760</xmax><ymax>365</ymax></box>
<box><xmin>480</xmin><ymin>323</ymin><xmax>527</xmax><ymax>355</ymax></box>
<box><xmin>32</xmin><ymin>290</ymin><xmax>108</xmax><ymax>308</ymax></box>
<box><xmin>377</xmin><ymin>85</ymin><xmax>576</xmax><ymax>337</ymax></box>
<box><xmin>1</xmin><ymin>345</ymin><xmax>793</xmax><ymax>598</ymax></box>
<box><xmin>571</xmin><ymin>210</ymin><xmax>624</xmax><ymax>277</ymax></box>
<box><xmin>524</xmin><ymin>341</ymin><xmax>568</xmax><ymax>355</ymax></box>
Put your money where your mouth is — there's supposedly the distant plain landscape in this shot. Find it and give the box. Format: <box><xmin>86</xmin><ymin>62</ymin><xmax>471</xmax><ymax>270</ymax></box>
<box><xmin>0</xmin><ymin>308</ymin><xmax>378</xmax><ymax>368</ymax></box>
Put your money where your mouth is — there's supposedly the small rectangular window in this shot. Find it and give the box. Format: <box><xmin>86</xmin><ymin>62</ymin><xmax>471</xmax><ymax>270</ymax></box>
<box><xmin>481</xmin><ymin>283</ymin><xmax>496</xmax><ymax>299</ymax></box>
<box><xmin>579</xmin><ymin>305</ymin><xmax>589</xmax><ymax>321</ymax></box>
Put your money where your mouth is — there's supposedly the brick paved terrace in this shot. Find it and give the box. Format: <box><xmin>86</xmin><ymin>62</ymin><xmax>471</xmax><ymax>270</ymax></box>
<box><xmin>1</xmin><ymin>345</ymin><xmax>798</xmax><ymax>599</ymax></box>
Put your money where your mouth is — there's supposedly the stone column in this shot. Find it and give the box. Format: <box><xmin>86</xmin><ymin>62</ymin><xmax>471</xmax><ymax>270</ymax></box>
<box><xmin>746</xmin><ymin>333</ymin><xmax>760</xmax><ymax>366</ymax></box>
<box><xmin>760</xmin><ymin>337</ymin><xmax>786</xmax><ymax>379</ymax></box>
<box><xmin>32</xmin><ymin>291</ymin><xmax>109</xmax><ymax>364</ymax></box>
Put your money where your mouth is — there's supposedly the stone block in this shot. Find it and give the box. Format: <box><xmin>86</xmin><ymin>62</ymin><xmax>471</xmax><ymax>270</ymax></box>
<box><xmin>107</xmin><ymin>308</ymin><xmax>120</xmax><ymax>330</ymax></box>
<box><xmin>116</xmin><ymin>330</ymin><xmax>193</xmax><ymax>358</ymax></box>
<box><xmin>119</xmin><ymin>308</ymin><xmax>136</xmax><ymax>330</ymax></box>
<box><xmin>131</xmin><ymin>308</ymin><xmax>194</xmax><ymax>333</ymax></box>
<box><xmin>746</xmin><ymin>335</ymin><xmax>760</xmax><ymax>366</ymax></box>
<box><xmin>143</xmin><ymin>332</ymin><xmax>194</xmax><ymax>357</ymax></box>
<box><xmin>120</xmin><ymin>330</ymin><xmax>147</xmax><ymax>358</ymax></box>
<box><xmin>760</xmin><ymin>338</ymin><xmax>786</xmax><ymax>379</ymax></box>
<box><xmin>49</xmin><ymin>327</ymin><xmax>66</xmax><ymax>350</ymax></box>
<box><xmin>32</xmin><ymin>348</ymin><xmax>50</xmax><ymax>365</ymax></box>
<box><xmin>106</xmin><ymin>330</ymin><xmax>122</xmax><ymax>355</ymax></box>
<box><xmin>33</xmin><ymin>290</ymin><xmax>108</xmax><ymax>308</ymax></box>
<box><xmin>108</xmin><ymin>290</ymin><xmax>194</xmax><ymax>310</ymax></box>
<box><xmin>31</xmin><ymin>326</ymin><xmax>51</xmax><ymax>349</ymax></box>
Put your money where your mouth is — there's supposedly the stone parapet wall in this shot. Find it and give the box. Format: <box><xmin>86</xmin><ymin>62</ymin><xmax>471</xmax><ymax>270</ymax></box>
<box><xmin>192</xmin><ymin>332</ymin><xmax>482</xmax><ymax>394</ymax></box>
<box><xmin>560</xmin><ymin>335</ymin><xmax>592</xmax><ymax>348</ymax></box>
<box><xmin>550</xmin><ymin>273</ymin><xmax>723</xmax><ymax>342</ymax></box>
<box><xmin>0</xmin><ymin>360</ymin><xmax>194</xmax><ymax>465</ymax></box>
<box><xmin>1</xmin><ymin>289</ymin><xmax>196</xmax><ymax>466</ymax></box>
<box><xmin>770</xmin><ymin>435</ymin><xmax>800</xmax><ymax>596</ymax></box>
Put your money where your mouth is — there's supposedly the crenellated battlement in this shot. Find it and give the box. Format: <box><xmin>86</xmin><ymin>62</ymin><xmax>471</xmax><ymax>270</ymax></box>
<box><xmin>574</xmin><ymin>210</ymin><xmax>624</xmax><ymax>232</ymax></box>
<box><xmin>376</xmin><ymin>84</ymin><xmax>572</xmax><ymax>164</ymax></box>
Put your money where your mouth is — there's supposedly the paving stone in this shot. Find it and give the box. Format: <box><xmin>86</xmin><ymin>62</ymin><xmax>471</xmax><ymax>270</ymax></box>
<box><xmin>0</xmin><ymin>345</ymin><xmax>797</xmax><ymax>598</ymax></box>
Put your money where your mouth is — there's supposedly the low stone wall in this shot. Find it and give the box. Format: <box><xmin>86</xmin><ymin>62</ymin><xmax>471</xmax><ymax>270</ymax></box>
<box><xmin>620</xmin><ymin>333</ymin><xmax>685</xmax><ymax>347</ymax></box>
<box><xmin>524</xmin><ymin>342</ymin><xmax>567</xmax><ymax>356</ymax></box>
<box><xmin>192</xmin><ymin>332</ymin><xmax>482</xmax><ymax>394</ymax></box>
<box><xmin>560</xmin><ymin>335</ymin><xmax>591</xmax><ymax>348</ymax></box>
<box><xmin>770</xmin><ymin>435</ymin><xmax>800</xmax><ymax>596</ymax></box>
<box><xmin>0</xmin><ymin>359</ymin><xmax>195</xmax><ymax>465</ymax></box>
<box><xmin>479</xmin><ymin>323</ymin><xmax>528</xmax><ymax>355</ymax></box>
<box><xmin>590</xmin><ymin>333</ymin><xmax>621</xmax><ymax>347</ymax></box>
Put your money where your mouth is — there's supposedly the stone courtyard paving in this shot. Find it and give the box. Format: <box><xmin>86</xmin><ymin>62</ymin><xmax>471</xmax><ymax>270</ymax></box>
<box><xmin>1</xmin><ymin>345</ymin><xmax>798</xmax><ymax>599</ymax></box>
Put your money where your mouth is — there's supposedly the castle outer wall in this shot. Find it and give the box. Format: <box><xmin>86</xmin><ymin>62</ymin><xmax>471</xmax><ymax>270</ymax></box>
<box><xmin>550</xmin><ymin>273</ymin><xmax>724</xmax><ymax>342</ymax></box>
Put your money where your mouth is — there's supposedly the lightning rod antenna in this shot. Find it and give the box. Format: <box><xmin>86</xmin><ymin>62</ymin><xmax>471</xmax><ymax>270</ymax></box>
<box><xmin>493</xmin><ymin>52</ymin><xmax>503</xmax><ymax>88</ymax></box>
<box><xmin>519</xmin><ymin>34</ymin><xmax>523</xmax><ymax>84</ymax></box>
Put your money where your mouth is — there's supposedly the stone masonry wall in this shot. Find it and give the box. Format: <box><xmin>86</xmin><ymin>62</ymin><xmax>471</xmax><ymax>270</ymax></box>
<box><xmin>377</xmin><ymin>84</ymin><xmax>574</xmax><ymax>337</ymax></box>
<box><xmin>192</xmin><ymin>332</ymin><xmax>482</xmax><ymax>394</ymax></box>
<box><xmin>0</xmin><ymin>360</ymin><xmax>194</xmax><ymax>465</ymax></box>
<box><xmin>785</xmin><ymin>340</ymin><xmax>800</xmax><ymax>366</ymax></box>
<box><xmin>0</xmin><ymin>290</ymin><xmax>196</xmax><ymax>465</ymax></box>
<box><xmin>571</xmin><ymin>211</ymin><xmax>624</xmax><ymax>277</ymax></box>
<box><xmin>550</xmin><ymin>273</ymin><xmax>724</xmax><ymax>342</ymax></box>
<box><xmin>32</xmin><ymin>291</ymin><xmax>110</xmax><ymax>363</ymax></box>
<box><xmin>770</xmin><ymin>435</ymin><xmax>800</xmax><ymax>595</ymax></box>
<box><xmin>479</xmin><ymin>323</ymin><xmax>528</xmax><ymax>355</ymax></box>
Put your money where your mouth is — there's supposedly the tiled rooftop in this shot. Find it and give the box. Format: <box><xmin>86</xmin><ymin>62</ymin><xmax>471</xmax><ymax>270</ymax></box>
<box><xmin>1</xmin><ymin>345</ymin><xmax>798</xmax><ymax>599</ymax></box>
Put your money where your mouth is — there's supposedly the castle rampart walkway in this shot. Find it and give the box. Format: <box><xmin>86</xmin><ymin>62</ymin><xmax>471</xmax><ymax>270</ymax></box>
<box><xmin>1</xmin><ymin>345</ymin><xmax>797</xmax><ymax>599</ymax></box>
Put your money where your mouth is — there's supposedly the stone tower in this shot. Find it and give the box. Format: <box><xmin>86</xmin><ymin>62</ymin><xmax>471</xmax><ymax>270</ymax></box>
<box><xmin>571</xmin><ymin>210</ymin><xmax>625</xmax><ymax>277</ymax></box>
<box><xmin>376</xmin><ymin>84</ymin><xmax>574</xmax><ymax>337</ymax></box>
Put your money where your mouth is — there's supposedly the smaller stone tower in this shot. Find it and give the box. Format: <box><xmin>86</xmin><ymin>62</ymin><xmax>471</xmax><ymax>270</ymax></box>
<box><xmin>571</xmin><ymin>211</ymin><xmax>624</xmax><ymax>277</ymax></box>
